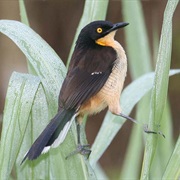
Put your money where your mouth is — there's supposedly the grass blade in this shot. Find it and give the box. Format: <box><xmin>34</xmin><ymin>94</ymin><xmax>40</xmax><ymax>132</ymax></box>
<box><xmin>19</xmin><ymin>0</ymin><xmax>29</xmax><ymax>26</ymax></box>
<box><xmin>0</xmin><ymin>20</ymin><xmax>66</xmax><ymax>108</ymax></box>
<box><xmin>0</xmin><ymin>72</ymin><xmax>40</xmax><ymax>179</ymax></box>
<box><xmin>120</xmin><ymin>0</ymin><xmax>152</xmax><ymax>178</ymax></box>
<box><xmin>16</xmin><ymin>82</ymin><xmax>51</xmax><ymax>179</ymax></box>
<box><xmin>19</xmin><ymin>0</ymin><xmax>36</xmax><ymax>74</ymax></box>
<box><xmin>140</xmin><ymin>1</ymin><xmax>179</xmax><ymax>179</ymax></box>
<box><xmin>162</xmin><ymin>134</ymin><xmax>180</xmax><ymax>179</ymax></box>
<box><xmin>122</xmin><ymin>0</ymin><xmax>152</xmax><ymax>78</ymax></box>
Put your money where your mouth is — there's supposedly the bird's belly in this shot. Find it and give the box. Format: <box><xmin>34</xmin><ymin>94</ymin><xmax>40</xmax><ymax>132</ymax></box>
<box><xmin>78</xmin><ymin>94</ymin><xmax>107</xmax><ymax>116</ymax></box>
<box><xmin>99</xmin><ymin>60</ymin><xmax>127</xmax><ymax>114</ymax></box>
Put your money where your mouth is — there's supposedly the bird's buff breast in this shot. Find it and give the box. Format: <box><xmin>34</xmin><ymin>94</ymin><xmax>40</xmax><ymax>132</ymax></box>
<box><xmin>79</xmin><ymin>42</ymin><xmax>127</xmax><ymax>116</ymax></box>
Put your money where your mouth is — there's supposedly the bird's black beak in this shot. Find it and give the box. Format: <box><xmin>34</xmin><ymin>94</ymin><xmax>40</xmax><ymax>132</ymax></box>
<box><xmin>112</xmin><ymin>22</ymin><xmax>129</xmax><ymax>31</ymax></box>
<box><xmin>107</xmin><ymin>22</ymin><xmax>129</xmax><ymax>34</ymax></box>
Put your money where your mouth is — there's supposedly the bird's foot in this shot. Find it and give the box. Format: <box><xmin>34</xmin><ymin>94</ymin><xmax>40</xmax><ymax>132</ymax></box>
<box><xmin>65</xmin><ymin>144</ymin><xmax>91</xmax><ymax>159</ymax></box>
<box><xmin>143</xmin><ymin>124</ymin><xmax>165</xmax><ymax>138</ymax></box>
<box><xmin>119</xmin><ymin>113</ymin><xmax>165</xmax><ymax>138</ymax></box>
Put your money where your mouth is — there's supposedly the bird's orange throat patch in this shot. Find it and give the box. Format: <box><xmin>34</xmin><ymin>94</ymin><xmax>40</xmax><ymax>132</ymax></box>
<box><xmin>95</xmin><ymin>30</ymin><xmax>117</xmax><ymax>47</ymax></box>
<box><xmin>96</xmin><ymin>39</ymin><xmax>106</xmax><ymax>46</ymax></box>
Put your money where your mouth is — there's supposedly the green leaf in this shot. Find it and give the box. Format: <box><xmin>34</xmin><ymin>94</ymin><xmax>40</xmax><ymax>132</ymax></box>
<box><xmin>122</xmin><ymin>0</ymin><xmax>152</xmax><ymax>78</ymax></box>
<box><xmin>162</xmin><ymin>134</ymin><xmax>180</xmax><ymax>179</ymax></box>
<box><xmin>0</xmin><ymin>20</ymin><xmax>66</xmax><ymax>109</ymax></box>
<box><xmin>120</xmin><ymin>0</ymin><xmax>153</xmax><ymax>178</ymax></box>
<box><xmin>19</xmin><ymin>0</ymin><xmax>35</xmax><ymax>74</ymax></box>
<box><xmin>141</xmin><ymin>1</ymin><xmax>179</xmax><ymax>179</ymax></box>
<box><xmin>0</xmin><ymin>72</ymin><xmax>41</xmax><ymax>179</ymax></box>
<box><xmin>89</xmin><ymin>70</ymin><xmax>180</xmax><ymax>167</ymax></box>
<box><xmin>19</xmin><ymin>0</ymin><xmax>30</xmax><ymax>26</ymax></box>
<box><xmin>15</xmin><ymin>80</ymin><xmax>51</xmax><ymax>179</ymax></box>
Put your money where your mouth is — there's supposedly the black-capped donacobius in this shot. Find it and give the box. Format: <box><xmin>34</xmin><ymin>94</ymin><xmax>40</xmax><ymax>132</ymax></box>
<box><xmin>22</xmin><ymin>20</ymin><xmax>157</xmax><ymax>163</ymax></box>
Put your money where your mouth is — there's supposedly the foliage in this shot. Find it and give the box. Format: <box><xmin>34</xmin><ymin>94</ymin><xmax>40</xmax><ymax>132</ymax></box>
<box><xmin>0</xmin><ymin>0</ymin><xmax>179</xmax><ymax>179</ymax></box>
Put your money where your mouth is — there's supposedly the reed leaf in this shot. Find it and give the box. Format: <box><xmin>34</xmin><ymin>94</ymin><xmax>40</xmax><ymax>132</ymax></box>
<box><xmin>0</xmin><ymin>73</ymin><xmax>40</xmax><ymax>179</ymax></box>
<box><xmin>120</xmin><ymin>0</ymin><xmax>152</xmax><ymax>178</ymax></box>
<box><xmin>141</xmin><ymin>1</ymin><xmax>179</xmax><ymax>179</ymax></box>
<box><xmin>162</xmin><ymin>134</ymin><xmax>180</xmax><ymax>179</ymax></box>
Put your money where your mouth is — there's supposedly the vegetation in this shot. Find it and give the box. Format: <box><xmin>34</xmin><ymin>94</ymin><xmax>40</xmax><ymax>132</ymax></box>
<box><xmin>0</xmin><ymin>0</ymin><xmax>179</xmax><ymax>179</ymax></box>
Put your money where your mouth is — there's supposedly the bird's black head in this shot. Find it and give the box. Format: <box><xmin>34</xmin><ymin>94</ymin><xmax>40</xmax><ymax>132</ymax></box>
<box><xmin>76</xmin><ymin>20</ymin><xmax>129</xmax><ymax>47</ymax></box>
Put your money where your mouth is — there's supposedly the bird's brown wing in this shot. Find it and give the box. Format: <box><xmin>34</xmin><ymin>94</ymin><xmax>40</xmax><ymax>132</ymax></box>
<box><xmin>59</xmin><ymin>45</ymin><xmax>117</xmax><ymax>110</ymax></box>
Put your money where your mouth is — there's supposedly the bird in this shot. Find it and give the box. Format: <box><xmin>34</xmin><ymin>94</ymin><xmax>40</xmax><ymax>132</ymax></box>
<box><xmin>21</xmin><ymin>20</ymin><xmax>140</xmax><ymax>163</ymax></box>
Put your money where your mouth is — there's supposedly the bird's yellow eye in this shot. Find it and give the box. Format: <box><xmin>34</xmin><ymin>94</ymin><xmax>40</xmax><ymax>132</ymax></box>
<box><xmin>97</xmin><ymin>28</ymin><xmax>103</xmax><ymax>33</ymax></box>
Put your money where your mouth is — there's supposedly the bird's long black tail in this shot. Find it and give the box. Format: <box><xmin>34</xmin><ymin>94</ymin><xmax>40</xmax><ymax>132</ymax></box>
<box><xmin>21</xmin><ymin>109</ymin><xmax>76</xmax><ymax>163</ymax></box>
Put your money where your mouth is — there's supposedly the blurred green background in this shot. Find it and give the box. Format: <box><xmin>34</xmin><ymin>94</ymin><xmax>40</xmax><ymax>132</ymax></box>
<box><xmin>0</xmin><ymin>1</ymin><xmax>179</xmax><ymax>178</ymax></box>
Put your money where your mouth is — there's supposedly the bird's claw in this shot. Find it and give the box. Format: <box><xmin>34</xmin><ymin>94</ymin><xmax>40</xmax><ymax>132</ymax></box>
<box><xmin>143</xmin><ymin>124</ymin><xmax>165</xmax><ymax>138</ymax></box>
<box><xmin>65</xmin><ymin>144</ymin><xmax>91</xmax><ymax>159</ymax></box>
